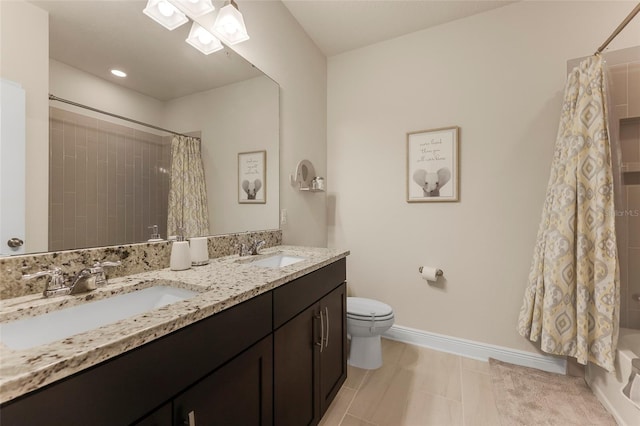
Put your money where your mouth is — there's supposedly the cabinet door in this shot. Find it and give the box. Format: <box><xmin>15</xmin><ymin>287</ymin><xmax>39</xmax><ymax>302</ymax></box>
<box><xmin>274</xmin><ymin>302</ymin><xmax>321</xmax><ymax>426</ymax></box>
<box><xmin>133</xmin><ymin>403</ymin><xmax>172</xmax><ymax>426</ymax></box>
<box><xmin>319</xmin><ymin>283</ymin><xmax>347</xmax><ymax>415</ymax></box>
<box><xmin>174</xmin><ymin>335</ymin><xmax>273</xmax><ymax>426</ymax></box>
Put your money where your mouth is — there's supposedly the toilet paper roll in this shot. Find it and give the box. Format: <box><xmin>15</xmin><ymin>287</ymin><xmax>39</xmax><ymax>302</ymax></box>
<box><xmin>419</xmin><ymin>266</ymin><xmax>442</xmax><ymax>281</ymax></box>
<box><xmin>189</xmin><ymin>237</ymin><xmax>209</xmax><ymax>266</ymax></box>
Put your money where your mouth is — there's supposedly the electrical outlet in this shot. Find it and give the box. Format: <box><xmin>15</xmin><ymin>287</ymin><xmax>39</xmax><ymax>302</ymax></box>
<box><xmin>280</xmin><ymin>209</ymin><xmax>287</xmax><ymax>226</ymax></box>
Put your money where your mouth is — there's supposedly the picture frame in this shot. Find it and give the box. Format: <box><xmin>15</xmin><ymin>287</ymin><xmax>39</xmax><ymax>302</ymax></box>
<box><xmin>406</xmin><ymin>126</ymin><xmax>459</xmax><ymax>202</ymax></box>
<box><xmin>238</xmin><ymin>150</ymin><xmax>266</xmax><ymax>204</ymax></box>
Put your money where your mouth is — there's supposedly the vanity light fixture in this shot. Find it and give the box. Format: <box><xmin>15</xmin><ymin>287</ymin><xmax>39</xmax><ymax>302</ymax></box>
<box><xmin>143</xmin><ymin>0</ymin><xmax>188</xmax><ymax>30</ymax></box>
<box><xmin>110</xmin><ymin>69</ymin><xmax>127</xmax><ymax>78</ymax></box>
<box><xmin>211</xmin><ymin>0</ymin><xmax>250</xmax><ymax>45</ymax></box>
<box><xmin>186</xmin><ymin>22</ymin><xmax>223</xmax><ymax>55</ymax></box>
<box><xmin>143</xmin><ymin>0</ymin><xmax>249</xmax><ymax>55</ymax></box>
<box><xmin>172</xmin><ymin>0</ymin><xmax>215</xmax><ymax>18</ymax></box>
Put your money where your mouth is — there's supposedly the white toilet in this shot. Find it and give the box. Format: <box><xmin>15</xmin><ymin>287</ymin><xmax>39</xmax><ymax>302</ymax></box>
<box><xmin>346</xmin><ymin>297</ymin><xmax>395</xmax><ymax>370</ymax></box>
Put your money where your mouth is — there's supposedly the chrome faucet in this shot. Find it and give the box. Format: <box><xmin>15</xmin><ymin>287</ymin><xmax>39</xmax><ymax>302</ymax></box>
<box><xmin>22</xmin><ymin>261</ymin><xmax>122</xmax><ymax>298</ymax></box>
<box><xmin>238</xmin><ymin>243</ymin><xmax>251</xmax><ymax>257</ymax></box>
<box><xmin>69</xmin><ymin>268</ymin><xmax>98</xmax><ymax>294</ymax></box>
<box><xmin>238</xmin><ymin>240</ymin><xmax>266</xmax><ymax>256</ymax></box>
<box><xmin>250</xmin><ymin>240</ymin><xmax>266</xmax><ymax>255</ymax></box>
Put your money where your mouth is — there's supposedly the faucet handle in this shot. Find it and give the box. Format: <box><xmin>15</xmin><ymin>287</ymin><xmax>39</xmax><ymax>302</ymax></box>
<box><xmin>23</xmin><ymin>267</ymin><xmax>64</xmax><ymax>284</ymax></box>
<box><xmin>23</xmin><ymin>268</ymin><xmax>67</xmax><ymax>297</ymax></box>
<box><xmin>91</xmin><ymin>261</ymin><xmax>121</xmax><ymax>286</ymax></box>
<box><xmin>251</xmin><ymin>240</ymin><xmax>266</xmax><ymax>255</ymax></box>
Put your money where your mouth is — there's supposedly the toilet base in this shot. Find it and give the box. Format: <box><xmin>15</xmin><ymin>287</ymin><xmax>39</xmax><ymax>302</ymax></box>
<box><xmin>348</xmin><ymin>334</ymin><xmax>383</xmax><ymax>370</ymax></box>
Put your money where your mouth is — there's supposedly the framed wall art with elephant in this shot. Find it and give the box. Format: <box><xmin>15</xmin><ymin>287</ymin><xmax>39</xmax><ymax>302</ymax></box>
<box><xmin>238</xmin><ymin>150</ymin><xmax>266</xmax><ymax>204</ymax></box>
<box><xmin>407</xmin><ymin>126</ymin><xmax>459</xmax><ymax>202</ymax></box>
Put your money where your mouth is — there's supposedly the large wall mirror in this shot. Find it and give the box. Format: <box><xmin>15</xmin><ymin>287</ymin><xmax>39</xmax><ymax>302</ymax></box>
<box><xmin>2</xmin><ymin>1</ymin><xmax>279</xmax><ymax>255</ymax></box>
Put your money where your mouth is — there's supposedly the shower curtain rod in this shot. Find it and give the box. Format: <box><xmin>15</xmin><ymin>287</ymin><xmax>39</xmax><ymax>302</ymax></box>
<box><xmin>595</xmin><ymin>2</ymin><xmax>640</xmax><ymax>54</ymax></box>
<box><xmin>48</xmin><ymin>94</ymin><xmax>200</xmax><ymax>140</ymax></box>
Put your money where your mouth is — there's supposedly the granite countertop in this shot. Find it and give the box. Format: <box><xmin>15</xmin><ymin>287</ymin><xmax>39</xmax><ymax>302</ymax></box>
<box><xmin>0</xmin><ymin>245</ymin><xmax>349</xmax><ymax>404</ymax></box>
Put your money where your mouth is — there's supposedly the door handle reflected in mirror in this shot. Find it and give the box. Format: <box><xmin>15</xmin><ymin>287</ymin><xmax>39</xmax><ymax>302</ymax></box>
<box><xmin>7</xmin><ymin>238</ymin><xmax>23</xmax><ymax>248</ymax></box>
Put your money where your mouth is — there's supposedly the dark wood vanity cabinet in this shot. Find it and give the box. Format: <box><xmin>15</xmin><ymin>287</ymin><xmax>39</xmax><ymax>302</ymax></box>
<box><xmin>0</xmin><ymin>258</ymin><xmax>346</xmax><ymax>426</ymax></box>
<box><xmin>135</xmin><ymin>335</ymin><xmax>273</xmax><ymax>426</ymax></box>
<box><xmin>0</xmin><ymin>292</ymin><xmax>273</xmax><ymax>426</ymax></box>
<box><xmin>273</xmin><ymin>259</ymin><xmax>347</xmax><ymax>426</ymax></box>
<box><xmin>172</xmin><ymin>335</ymin><xmax>273</xmax><ymax>426</ymax></box>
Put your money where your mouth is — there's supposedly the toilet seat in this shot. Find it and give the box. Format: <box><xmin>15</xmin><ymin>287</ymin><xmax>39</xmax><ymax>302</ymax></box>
<box><xmin>347</xmin><ymin>297</ymin><xmax>394</xmax><ymax>321</ymax></box>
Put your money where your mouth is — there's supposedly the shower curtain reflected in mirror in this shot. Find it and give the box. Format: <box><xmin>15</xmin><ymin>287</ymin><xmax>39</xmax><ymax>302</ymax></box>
<box><xmin>167</xmin><ymin>135</ymin><xmax>209</xmax><ymax>238</ymax></box>
<box><xmin>518</xmin><ymin>55</ymin><xmax>620</xmax><ymax>372</ymax></box>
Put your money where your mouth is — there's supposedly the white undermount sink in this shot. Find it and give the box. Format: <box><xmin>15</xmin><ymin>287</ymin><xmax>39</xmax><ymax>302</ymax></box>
<box><xmin>0</xmin><ymin>285</ymin><xmax>198</xmax><ymax>350</ymax></box>
<box><xmin>246</xmin><ymin>253</ymin><xmax>306</xmax><ymax>268</ymax></box>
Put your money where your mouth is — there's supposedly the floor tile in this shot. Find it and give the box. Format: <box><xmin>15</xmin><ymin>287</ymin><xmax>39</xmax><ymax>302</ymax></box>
<box><xmin>402</xmin><ymin>391</ymin><xmax>463</xmax><ymax>426</ymax></box>
<box><xmin>398</xmin><ymin>344</ymin><xmax>462</xmax><ymax>401</ymax></box>
<box><xmin>344</xmin><ymin>364</ymin><xmax>368</xmax><ymax>390</ymax></box>
<box><xmin>461</xmin><ymin>357</ymin><xmax>491</xmax><ymax>374</ymax></box>
<box><xmin>379</xmin><ymin>338</ymin><xmax>408</xmax><ymax>365</ymax></box>
<box><xmin>319</xmin><ymin>386</ymin><xmax>356</xmax><ymax>426</ymax></box>
<box><xmin>461</xmin><ymin>369</ymin><xmax>501</xmax><ymax>426</ymax></box>
<box><xmin>340</xmin><ymin>414</ymin><xmax>378</xmax><ymax>426</ymax></box>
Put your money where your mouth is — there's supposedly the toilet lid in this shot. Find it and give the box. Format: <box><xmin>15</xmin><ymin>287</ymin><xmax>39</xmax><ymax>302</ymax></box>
<box><xmin>347</xmin><ymin>297</ymin><xmax>393</xmax><ymax>319</ymax></box>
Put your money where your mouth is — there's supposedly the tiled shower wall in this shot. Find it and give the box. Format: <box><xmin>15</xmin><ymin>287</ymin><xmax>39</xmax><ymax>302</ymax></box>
<box><xmin>608</xmin><ymin>50</ymin><xmax>640</xmax><ymax>329</ymax></box>
<box><xmin>49</xmin><ymin>107</ymin><xmax>170</xmax><ymax>251</ymax></box>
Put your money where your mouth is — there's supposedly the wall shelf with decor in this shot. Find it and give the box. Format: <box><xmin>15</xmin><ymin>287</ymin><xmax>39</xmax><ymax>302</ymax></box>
<box><xmin>291</xmin><ymin>160</ymin><xmax>325</xmax><ymax>192</ymax></box>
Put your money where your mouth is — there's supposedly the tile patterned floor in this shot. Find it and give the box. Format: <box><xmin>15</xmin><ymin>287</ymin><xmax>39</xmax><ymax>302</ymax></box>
<box><xmin>319</xmin><ymin>338</ymin><xmax>501</xmax><ymax>426</ymax></box>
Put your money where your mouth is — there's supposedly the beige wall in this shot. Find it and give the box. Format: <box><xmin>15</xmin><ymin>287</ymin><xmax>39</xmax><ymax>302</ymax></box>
<box><xmin>327</xmin><ymin>1</ymin><xmax>640</xmax><ymax>354</ymax></box>
<box><xmin>49</xmin><ymin>59</ymin><xmax>166</xmax><ymax>128</ymax></box>
<box><xmin>230</xmin><ymin>1</ymin><xmax>328</xmax><ymax>247</ymax></box>
<box><xmin>0</xmin><ymin>0</ymin><xmax>49</xmax><ymax>253</ymax></box>
<box><xmin>163</xmin><ymin>76</ymin><xmax>279</xmax><ymax>235</ymax></box>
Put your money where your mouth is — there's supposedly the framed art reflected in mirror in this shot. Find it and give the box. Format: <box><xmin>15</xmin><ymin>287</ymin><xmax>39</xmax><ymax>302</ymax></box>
<box><xmin>239</xmin><ymin>151</ymin><xmax>266</xmax><ymax>204</ymax></box>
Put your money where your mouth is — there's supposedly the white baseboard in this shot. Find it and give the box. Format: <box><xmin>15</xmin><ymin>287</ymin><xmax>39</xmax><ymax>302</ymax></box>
<box><xmin>383</xmin><ymin>325</ymin><xmax>567</xmax><ymax>374</ymax></box>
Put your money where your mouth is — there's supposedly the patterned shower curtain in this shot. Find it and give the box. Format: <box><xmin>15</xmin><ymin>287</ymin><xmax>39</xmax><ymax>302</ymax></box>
<box><xmin>517</xmin><ymin>55</ymin><xmax>619</xmax><ymax>372</ymax></box>
<box><xmin>167</xmin><ymin>135</ymin><xmax>210</xmax><ymax>238</ymax></box>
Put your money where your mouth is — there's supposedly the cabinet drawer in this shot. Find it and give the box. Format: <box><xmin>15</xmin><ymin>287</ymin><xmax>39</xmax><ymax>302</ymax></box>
<box><xmin>273</xmin><ymin>258</ymin><xmax>346</xmax><ymax>329</ymax></box>
<box><xmin>0</xmin><ymin>292</ymin><xmax>273</xmax><ymax>426</ymax></box>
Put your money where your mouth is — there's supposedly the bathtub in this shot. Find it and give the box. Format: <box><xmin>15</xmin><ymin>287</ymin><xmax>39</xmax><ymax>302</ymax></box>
<box><xmin>586</xmin><ymin>328</ymin><xmax>640</xmax><ymax>426</ymax></box>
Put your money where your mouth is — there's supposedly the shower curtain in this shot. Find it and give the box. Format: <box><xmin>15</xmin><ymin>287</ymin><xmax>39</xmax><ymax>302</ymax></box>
<box><xmin>167</xmin><ymin>135</ymin><xmax>209</xmax><ymax>238</ymax></box>
<box><xmin>517</xmin><ymin>55</ymin><xmax>619</xmax><ymax>371</ymax></box>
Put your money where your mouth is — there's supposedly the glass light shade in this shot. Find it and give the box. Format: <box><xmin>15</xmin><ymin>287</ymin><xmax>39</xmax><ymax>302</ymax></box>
<box><xmin>212</xmin><ymin>2</ymin><xmax>249</xmax><ymax>45</ymax></box>
<box><xmin>186</xmin><ymin>23</ymin><xmax>223</xmax><ymax>55</ymax></box>
<box><xmin>171</xmin><ymin>0</ymin><xmax>215</xmax><ymax>18</ymax></box>
<box><xmin>143</xmin><ymin>0</ymin><xmax>188</xmax><ymax>30</ymax></box>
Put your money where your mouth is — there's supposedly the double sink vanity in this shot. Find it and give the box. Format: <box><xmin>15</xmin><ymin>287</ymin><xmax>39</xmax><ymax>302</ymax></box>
<box><xmin>0</xmin><ymin>245</ymin><xmax>349</xmax><ymax>425</ymax></box>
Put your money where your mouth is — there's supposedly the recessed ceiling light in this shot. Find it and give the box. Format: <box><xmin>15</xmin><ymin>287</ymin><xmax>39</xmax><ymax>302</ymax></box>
<box><xmin>110</xmin><ymin>69</ymin><xmax>127</xmax><ymax>78</ymax></box>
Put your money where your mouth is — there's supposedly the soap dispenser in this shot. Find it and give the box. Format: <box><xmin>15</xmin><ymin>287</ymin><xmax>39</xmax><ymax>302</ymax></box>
<box><xmin>170</xmin><ymin>228</ymin><xmax>191</xmax><ymax>271</ymax></box>
<box><xmin>148</xmin><ymin>225</ymin><xmax>163</xmax><ymax>242</ymax></box>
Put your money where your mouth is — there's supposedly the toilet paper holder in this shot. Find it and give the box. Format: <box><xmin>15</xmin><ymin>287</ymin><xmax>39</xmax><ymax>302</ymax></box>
<box><xmin>418</xmin><ymin>266</ymin><xmax>444</xmax><ymax>277</ymax></box>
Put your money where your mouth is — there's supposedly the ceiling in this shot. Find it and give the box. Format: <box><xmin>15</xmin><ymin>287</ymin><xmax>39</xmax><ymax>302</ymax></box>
<box><xmin>31</xmin><ymin>1</ymin><xmax>515</xmax><ymax>100</ymax></box>
<box><xmin>282</xmin><ymin>0</ymin><xmax>516</xmax><ymax>56</ymax></box>
<box><xmin>32</xmin><ymin>1</ymin><xmax>263</xmax><ymax>101</ymax></box>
